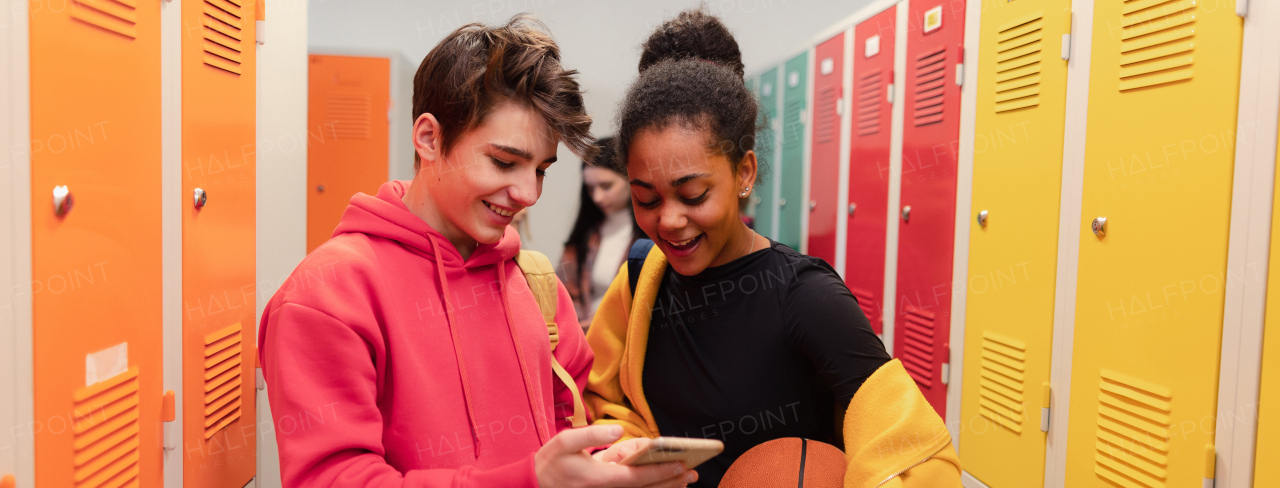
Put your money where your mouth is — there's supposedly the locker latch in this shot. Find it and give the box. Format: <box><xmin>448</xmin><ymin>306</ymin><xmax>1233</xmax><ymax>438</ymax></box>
<box><xmin>941</xmin><ymin>363</ymin><xmax>950</xmax><ymax>385</ymax></box>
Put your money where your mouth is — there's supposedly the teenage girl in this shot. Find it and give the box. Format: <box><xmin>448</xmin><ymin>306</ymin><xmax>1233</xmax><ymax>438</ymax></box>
<box><xmin>585</xmin><ymin>10</ymin><xmax>892</xmax><ymax>487</ymax></box>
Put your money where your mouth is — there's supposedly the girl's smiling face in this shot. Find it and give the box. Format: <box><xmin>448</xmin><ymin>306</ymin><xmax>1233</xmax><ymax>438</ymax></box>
<box><xmin>627</xmin><ymin>125</ymin><xmax>757</xmax><ymax>276</ymax></box>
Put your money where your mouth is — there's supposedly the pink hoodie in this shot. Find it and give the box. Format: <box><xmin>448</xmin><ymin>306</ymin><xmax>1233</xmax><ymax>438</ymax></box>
<box><xmin>259</xmin><ymin>180</ymin><xmax>593</xmax><ymax>487</ymax></box>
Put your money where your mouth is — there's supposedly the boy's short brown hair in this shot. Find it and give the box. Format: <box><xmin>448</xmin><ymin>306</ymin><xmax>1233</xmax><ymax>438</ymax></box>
<box><xmin>412</xmin><ymin>15</ymin><xmax>595</xmax><ymax>170</ymax></box>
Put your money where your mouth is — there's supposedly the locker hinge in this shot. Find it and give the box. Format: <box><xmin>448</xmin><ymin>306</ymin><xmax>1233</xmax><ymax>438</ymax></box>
<box><xmin>1040</xmin><ymin>382</ymin><xmax>1051</xmax><ymax>432</ymax></box>
<box><xmin>255</xmin><ymin>0</ymin><xmax>267</xmax><ymax>45</ymax></box>
<box><xmin>1203</xmin><ymin>444</ymin><xmax>1216</xmax><ymax>488</ymax></box>
<box><xmin>1061</xmin><ymin>12</ymin><xmax>1074</xmax><ymax>60</ymax></box>
<box><xmin>162</xmin><ymin>390</ymin><xmax>177</xmax><ymax>451</ymax></box>
<box><xmin>1236</xmin><ymin>0</ymin><xmax>1248</xmax><ymax>17</ymax></box>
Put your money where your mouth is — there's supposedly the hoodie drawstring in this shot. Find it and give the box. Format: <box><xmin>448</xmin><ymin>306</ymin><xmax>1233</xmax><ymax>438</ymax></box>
<box><xmin>428</xmin><ymin>235</ymin><xmax>483</xmax><ymax>459</ymax></box>
<box><xmin>497</xmin><ymin>263</ymin><xmax>553</xmax><ymax>445</ymax></box>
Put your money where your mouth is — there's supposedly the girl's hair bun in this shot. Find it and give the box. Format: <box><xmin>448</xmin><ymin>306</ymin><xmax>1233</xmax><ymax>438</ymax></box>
<box><xmin>638</xmin><ymin>7</ymin><xmax>745</xmax><ymax>81</ymax></box>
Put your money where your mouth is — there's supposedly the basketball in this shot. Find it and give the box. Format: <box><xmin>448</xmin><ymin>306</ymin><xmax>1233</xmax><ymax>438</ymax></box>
<box><xmin>719</xmin><ymin>438</ymin><xmax>846</xmax><ymax>488</ymax></box>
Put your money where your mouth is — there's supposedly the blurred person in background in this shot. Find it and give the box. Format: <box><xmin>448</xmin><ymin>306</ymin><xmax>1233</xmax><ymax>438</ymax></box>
<box><xmin>560</xmin><ymin>136</ymin><xmax>644</xmax><ymax>333</ymax></box>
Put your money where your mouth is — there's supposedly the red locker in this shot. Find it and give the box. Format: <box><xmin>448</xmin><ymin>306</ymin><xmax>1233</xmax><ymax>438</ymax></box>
<box><xmin>893</xmin><ymin>0</ymin><xmax>965</xmax><ymax>416</ymax></box>
<box><xmin>846</xmin><ymin>7</ymin><xmax>897</xmax><ymax>335</ymax></box>
<box><xmin>807</xmin><ymin>32</ymin><xmax>845</xmax><ymax>266</ymax></box>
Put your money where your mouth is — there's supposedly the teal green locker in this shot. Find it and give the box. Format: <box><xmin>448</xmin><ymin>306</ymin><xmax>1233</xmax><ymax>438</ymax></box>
<box><xmin>779</xmin><ymin>52</ymin><xmax>808</xmax><ymax>250</ymax></box>
<box><xmin>753</xmin><ymin>68</ymin><xmax>780</xmax><ymax>239</ymax></box>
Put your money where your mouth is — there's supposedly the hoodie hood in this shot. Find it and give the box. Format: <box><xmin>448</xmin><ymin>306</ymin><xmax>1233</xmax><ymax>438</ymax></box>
<box><xmin>333</xmin><ymin>180</ymin><xmax>519</xmax><ymax>269</ymax></box>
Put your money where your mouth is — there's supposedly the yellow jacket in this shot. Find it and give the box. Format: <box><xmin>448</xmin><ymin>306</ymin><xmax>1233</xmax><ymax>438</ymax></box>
<box><xmin>584</xmin><ymin>246</ymin><xmax>961</xmax><ymax>487</ymax></box>
<box><xmin>843</xmin><ymin>359</ymin><xmax>962</xmax><ymax>487</ymax></box>
<box><xmin>583</xmin><ymin>245</ymin><xmax>667</xmax><ymax>440</ymax></box>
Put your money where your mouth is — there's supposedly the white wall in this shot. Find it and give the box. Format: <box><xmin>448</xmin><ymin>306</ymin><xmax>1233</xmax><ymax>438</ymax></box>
<box><xmin>256</xmin><ymin>0</ymin><xmax>310</xmax><ymax>485</ymax></box>
<box><xmin>0</xmin><ymin>0</ymin><xmax>34</xmax><ymax>485</ymax></box>
<box><xmin>307</xmin><ymin>0</ymin><xmax>879</xmax><ymax>261</ymax></box>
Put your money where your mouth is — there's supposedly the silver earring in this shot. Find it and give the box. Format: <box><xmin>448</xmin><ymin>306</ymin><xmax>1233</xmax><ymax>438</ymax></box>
<box><xmin>740</xmin><ymin>187</ymin><xmax>751</xmax><ymax>198</ymax></box>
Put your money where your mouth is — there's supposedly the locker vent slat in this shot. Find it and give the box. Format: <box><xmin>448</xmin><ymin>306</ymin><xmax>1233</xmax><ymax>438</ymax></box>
<box><xmin>856</xmin><ymin>71</ymin><xmax>884</xmax><ymax>136</ymax></box>
<box><xmin>815</xmin><ymin>83</ymin><xmax>840</xmax><ymax>144</ymax></box>
<box><xmin>850</xmin><ymin>287</ymin><xmax>878</xmax><ymax>325</ymax></box>
<box><xmin>911</xmin><ymin>48</ymin><xmax>947</xmax><ymax>126</ymax></box>
<box><xmin>202</xmin><ymin>0</ymin><xmax>245</xmax><ymax>75</ymax></box>
<box><xmin>71</xmin><ymin>0</ymin><xmax>139</xmax><ymax>39</ymax></box>
<box><xmin>994</xmin><ymin>13</ymin><xmax>1044</xmax><ymax>113</ymax></box>
<box><xmin>1094</xmin><ymin>369</ymin><xmax>1172</xmax><ymax>488</ymax></box>
<box><xmin>977</xmin><ymin>331</ymin><xmax>1026</xmax><ymax>433</ymax></box>
<box><xmin>203</xmin><ymin>322</ymin><xmax>243</xmax><ymax>440</ymax></box>
<box><xmin>72</xmin><ymin>367</ymin><xmax>141</xmax><ymax>487</ymax></box>
<box><xmin>901</xmin><ymin>306</ymin><xmax>935</xmax><ymax>387</ymax></box>
<box><xmin>326</xmin><ymin>93</ymin><xmax>374</xmax><ymax>140</ymax></box>
<box><xmin>1118</xmin><ymin>0</ymin><xmax>1196</xmax><ymax>91</ymax></box>
<box><xmin>783</xmin><ymin>99</ymin><xmax>805</xmax><ymax>146</ymax></box>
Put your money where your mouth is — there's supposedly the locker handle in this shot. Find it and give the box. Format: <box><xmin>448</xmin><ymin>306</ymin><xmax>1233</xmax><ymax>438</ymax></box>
<box><xmin>0</xmin><ymin>475</ymin><xmax>13</xmax><ymax>488</ymax></box>
<box><xmin>52</xmin><ymin>185</ymin><xmax>73</xmax><ymax>217</ymax></box>
<box><xmin>193</xmin><ymin>188</ymin><xmax>208</xmax><ymax>209</ymax></box>
<box><xmin>1092</xmin><ymin>217</ymin><xmax>1107</xmax><ymax>237</ymax></box>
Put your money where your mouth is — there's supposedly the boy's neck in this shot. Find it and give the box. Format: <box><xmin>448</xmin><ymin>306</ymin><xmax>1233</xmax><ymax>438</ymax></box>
<box><xmin>402</xmin><ymin>176</ymin><xmax>478</xmax><ymax>260</ymax></box>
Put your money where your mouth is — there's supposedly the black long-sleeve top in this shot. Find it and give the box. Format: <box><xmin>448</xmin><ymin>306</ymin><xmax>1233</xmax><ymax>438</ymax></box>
<box><xmin>641</xmin><ymin>240</ymin><xmax>892</xmax><ymax>487</ymax></box>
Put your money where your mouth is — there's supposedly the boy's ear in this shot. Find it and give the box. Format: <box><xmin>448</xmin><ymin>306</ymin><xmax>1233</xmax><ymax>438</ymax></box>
<box><xmin>414</xmin><ymin>113</ymin><xmax>443</xmax><ymax>168</ymax></box>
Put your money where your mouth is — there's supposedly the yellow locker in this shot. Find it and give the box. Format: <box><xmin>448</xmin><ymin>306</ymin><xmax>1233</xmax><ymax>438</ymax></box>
<box><xmin>30</xmin><ymin>1</ymin><xmax>164</xmax><ymax>487</ymax></box>
<box><xmin>181</xmin><ymin>0</ymin><xmax>258</xmax><ymax>486</ymax></box>
<box><xmin>959</xmin><ymin>0</ymin><xmax>1070</xmax><ymax>485</ymax></box>
<box><xmin>1066</xmin><ymin>0</ymin><xmax>1243</xmax><ymax>486</ymax></box>
<box><xmin>1255</xmin><ymin>115</ymin><xmax>1280</xmax><ymax>487</ymax></box>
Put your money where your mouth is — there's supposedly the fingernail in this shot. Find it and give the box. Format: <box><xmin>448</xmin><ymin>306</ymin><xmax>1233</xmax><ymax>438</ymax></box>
<box><xmin>608</xmin><ymin>425</ymin><xmax>622</xmax><ymax>437</ymax></box>
<box><xmin>685</xmin><ymin>472</ymin><xmax>697</xmax><ymax>483</ymax></box>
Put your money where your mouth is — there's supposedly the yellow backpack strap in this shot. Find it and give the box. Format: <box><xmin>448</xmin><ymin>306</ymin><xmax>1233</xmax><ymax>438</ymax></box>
<box><xmin>515</xmin><ymin>250</ymin><xmax>587</xmax><ymax>428</ymax></box>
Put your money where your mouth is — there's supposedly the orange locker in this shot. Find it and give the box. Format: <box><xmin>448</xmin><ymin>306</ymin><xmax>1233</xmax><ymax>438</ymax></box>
<box><xmin>30</xmin><ymin>2</ymin><xmax>164</xmax><ymax>487</ymax></box>
<box><xmin>181</xmin><ymin>0</ymin><xmax>258</xmax><ymax>486</ymax></box>
<box><xmin>307</xmin><ymin>55</ymin><xmax>391</xmax><ymax>252</ymax></box>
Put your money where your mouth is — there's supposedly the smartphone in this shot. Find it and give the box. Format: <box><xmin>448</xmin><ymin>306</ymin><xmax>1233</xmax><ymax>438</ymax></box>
<box><xmin>619</xmin><ymin>437</ymin><xmax>725</xmax><ymax>470</ymax></box>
